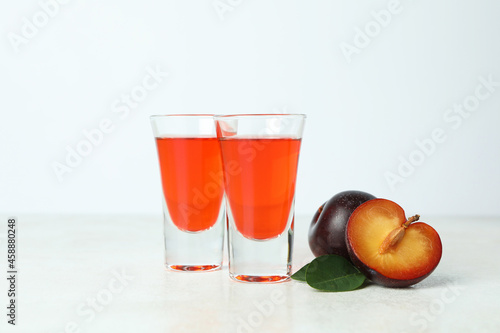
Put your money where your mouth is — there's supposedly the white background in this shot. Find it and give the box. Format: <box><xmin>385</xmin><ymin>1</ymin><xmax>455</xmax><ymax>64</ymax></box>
<box><xmin>1</xmin><ymin>0</ymin><xmax>499</xmax><ymax>218</ymax></box>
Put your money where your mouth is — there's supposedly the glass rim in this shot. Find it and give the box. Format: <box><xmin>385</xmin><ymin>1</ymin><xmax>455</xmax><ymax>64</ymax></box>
<box><xmin>213</xmin><ymin>113</ymin><xmax>306</xmax><ymax>119</ymax></box>
<box><xmin>150</xmin><ymin>114</ymin><xmax>306</xmax><ymax>120</ymax></box>
<box><xmin>150</xmin><ymin>114</ymin><xmax>215</xmax><ymax>119</ymax></box>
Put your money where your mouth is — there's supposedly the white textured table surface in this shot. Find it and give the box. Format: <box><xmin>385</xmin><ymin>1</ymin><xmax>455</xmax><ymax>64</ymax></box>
<box><xmin>1</xmin><ymin>215</ymin><xmax>499</xmax><ymax>333</ymax></box>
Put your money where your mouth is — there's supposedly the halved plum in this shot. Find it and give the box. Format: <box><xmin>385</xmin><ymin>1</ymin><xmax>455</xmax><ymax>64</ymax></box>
<box><xmin>346</xmin><ymin>199</ymin><xmax>442</xmax><ymax>287</ymax></box>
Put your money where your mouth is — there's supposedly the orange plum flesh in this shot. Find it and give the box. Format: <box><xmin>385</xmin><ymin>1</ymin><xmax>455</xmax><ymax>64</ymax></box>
<box><xmin>346</xmin><ymin>199</ymin><xmax>442</xmax><ymax>287</ymax></box>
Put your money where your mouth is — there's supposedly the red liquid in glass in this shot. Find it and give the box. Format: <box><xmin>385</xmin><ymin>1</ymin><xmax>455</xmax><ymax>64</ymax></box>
<box><xmin>156</xmin><ymin>137</ymin><xmax>224</xmax><ymax>232</ymax></box>
<box><xmin>219</xmin><ymin>138</ymin><xmax>301</xmax><ymax>240</ymax></box>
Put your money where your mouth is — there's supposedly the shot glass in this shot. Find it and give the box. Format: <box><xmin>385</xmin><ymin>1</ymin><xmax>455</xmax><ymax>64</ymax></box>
<box><xmin>214</xmin><ymin>114</ymin><xmax>306</xmax><ymax>282</ymax></box>
<box><xmin>150</xmin><ymin>114</ymin><xmax>225</xmax><ymax>272</ymax></box>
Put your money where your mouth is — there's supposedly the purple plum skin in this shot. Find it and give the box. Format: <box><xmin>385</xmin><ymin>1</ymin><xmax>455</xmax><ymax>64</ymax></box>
<box><xmin>308</xmin><ymin>190</ymin><xmax>376</xmax><ymax>259</ymax></box>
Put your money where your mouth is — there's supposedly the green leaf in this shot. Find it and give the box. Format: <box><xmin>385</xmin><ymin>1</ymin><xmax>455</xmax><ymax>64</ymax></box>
<box><xmin>291</xmin><ymin>263</ymin><xmax>309</xmax><ymax>281</ymax></box>
<box><xmin>305</xmin><ymin>255</ymin><xmax>366</xmax><ymax>292</ymax></box>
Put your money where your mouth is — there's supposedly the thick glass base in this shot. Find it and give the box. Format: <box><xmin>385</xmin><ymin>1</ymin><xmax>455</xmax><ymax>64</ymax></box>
<box><xmin>227</xmin><ymin>203</ymin><xmax>294</xmax><ymax>283</ymax></box>
<box><xmin>167</xmin><ymin>264</ymin><xmax>222</xmax><ymax>272</ymax></box>
<box><xmin>162</xmin><ymin>198</ymin><xmax>225</xmax><ymax>272</ymax></box>
<box><xmin>230</xmin><ymin>274</ymin><xmax>290</xmax><ymax>283</ymax></box>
